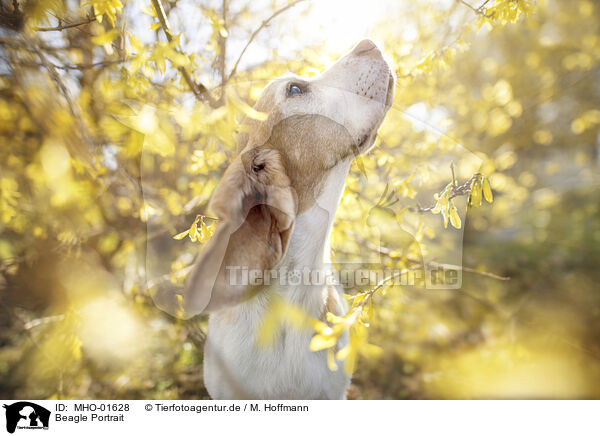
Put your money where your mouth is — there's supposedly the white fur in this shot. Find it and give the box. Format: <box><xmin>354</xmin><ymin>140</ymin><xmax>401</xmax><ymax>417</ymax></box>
<box><xmin>204</xmin><ymin>159</ymin><xmax>352</xmax><ymax>399</ymax></box>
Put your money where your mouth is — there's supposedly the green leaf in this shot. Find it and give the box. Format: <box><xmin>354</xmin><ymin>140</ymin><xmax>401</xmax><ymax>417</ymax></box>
<box><xmin>449</xmin><ymin>206</ymin><xmax>461</xmax><ymax>229</ymax></box>
<box><xmin>470</xmin><ymin>179</ymin><xmax>482</xmax><ymax>207</ymax></box>
<box><xmin>483</xmin><ymin>177</ymin><xmax>494</xmax><ymax>203</ymax></box>
<box><xmin>199</xmin><ymin>219</ymin><xmax>209</xmax><ymax>243</ymax></box>
<box><xmin>442</xmin><ymin>207</ymin><xmax>450</xmax><ymax>228</ymax></box>
<box><xmin>189</xmin><ymin>220</ymin><xmax>198</xmax><ymax>242</ymax></box>
<box><xmin>172</xmin><ymin>229</ymin><xmax>189</xmax><ymax>240</ymax></box>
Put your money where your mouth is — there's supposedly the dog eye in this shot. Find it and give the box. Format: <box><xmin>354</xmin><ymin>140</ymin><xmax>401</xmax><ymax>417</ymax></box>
<box><xmin>287</xmin><ymin>83</ymin><xmax>304</xmax><ymax>96</ymax></box>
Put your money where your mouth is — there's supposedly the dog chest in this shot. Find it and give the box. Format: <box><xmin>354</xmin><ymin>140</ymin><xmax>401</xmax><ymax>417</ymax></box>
<box><xmin>203</xmin><ymin>296</ymin><xmax>350</xmax><ymax>400</ymax></box>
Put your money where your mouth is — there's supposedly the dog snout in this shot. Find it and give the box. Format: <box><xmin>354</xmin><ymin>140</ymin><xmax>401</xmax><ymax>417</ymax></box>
<box><xmin>351</xmin><ymin>42</ymin><xmax>391</xmax><ymax>104</ymax></box>
<box><xmin>353</xmin><ymin>39</ymin><xmax>378</xmax><ymax>54</ymax></box>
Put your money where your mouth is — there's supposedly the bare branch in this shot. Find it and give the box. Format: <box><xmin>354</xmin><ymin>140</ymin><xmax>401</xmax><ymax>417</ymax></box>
<box><xmin>7</xmin><ymin>57</ymin><xmax>127</xmax><ymax>71</ymax></box>
<box><xmin>54</xmin><ymin>58</ymin><xmax>127</xmax><ymax>70</ymax></box>
<box><xmin>410</xmin><ymin>172</ymin><xmax>481</xmax><ymax>213</ymax></box>
<box><xmin>225</xmin><ymin>0</ymin><xmax>307</xmax><ymax>84</ymax></box>
<box><xmin>342</xmin><ymin>229</ymin><xmax>510</xmax><ymax>281</ymax></box>
<box><xmin>23</xmin><ymin>315</ymin><xmax>65</xmax><ymax>330</ymax></box>
<box><xmin>216</xmin><ymin>0</ymin><xmax>229</xmax><ymax>104</ymax></box>
<box><xmin>450</xmin><ymin>161</ymin><xmax>457</xmax><ymax>187</ymax></box>
<box><xmin>150</xmin><ymin>0</ymin><xmax>219</xmax><ymax>107</ymax></box>
<box><xmin>478</xmin><ymin>0</ymin><xmax>493</xmax><ymax>10</ymax></box>
<box><xmin>424</xmin><ymin>260</ymin><xmax>510</xmax><ymax>281</ymax></box>
<box><xmin>456</xmin><ymin>0</ymin><xmax>480</xmax><ymax>13</ymax></box>
<box><xmin>456</xmin><ymin>0</ymin><xmax>492</xmax><ymax>18</ymax></box>
<box><xmin>31</xmin><ymin>42</ymin><xmax>80</xmax><ymax>120</ymax></box>
<box><xmin>28</xmin><ymin>39</ymin><xmax>137</xmax><ymax>193</ymax></box>
<box><xmin>36</xmin><ymin>15</ymin><xmax>96</xmax><ymax>32</ymax></box>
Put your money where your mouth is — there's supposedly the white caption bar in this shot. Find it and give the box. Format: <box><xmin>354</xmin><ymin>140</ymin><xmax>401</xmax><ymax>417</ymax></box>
<box><xmin>1</xmin><ymin>400</ymin><xmax>598</xmax><ymax>436</ymax></box>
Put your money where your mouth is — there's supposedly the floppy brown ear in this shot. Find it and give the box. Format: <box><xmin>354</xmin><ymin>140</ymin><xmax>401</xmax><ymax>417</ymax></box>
<box><xmin>181</xmin><ymin>147</ymin><xmax>296</xmax><ymax>314</ymax></box>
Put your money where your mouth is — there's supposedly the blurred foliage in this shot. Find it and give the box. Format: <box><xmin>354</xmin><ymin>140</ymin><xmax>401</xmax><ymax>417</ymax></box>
<box><xmin>0</xmin><ymin>0</ymin><xmax>599</xmax><ymax>399</ymax></box>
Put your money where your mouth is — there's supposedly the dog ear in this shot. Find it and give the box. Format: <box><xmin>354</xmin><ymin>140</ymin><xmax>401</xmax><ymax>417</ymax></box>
<box><xmin>181</xmin><ymin>148</ymin><xmax>296</xmax><ymax>314</ymax></box>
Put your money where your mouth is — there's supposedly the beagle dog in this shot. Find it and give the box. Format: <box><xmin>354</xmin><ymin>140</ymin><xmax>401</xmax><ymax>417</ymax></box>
<box><xmin>182</xmin><ymin>39</ymin><xmax>394</xmax><ymax>399</ymax></box>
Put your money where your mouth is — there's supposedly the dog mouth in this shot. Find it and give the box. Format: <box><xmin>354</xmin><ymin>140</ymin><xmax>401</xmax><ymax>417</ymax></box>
<box><xmin>356</xmin><ymin>73</ymin><xmax>394</xmax><ymax>150</ymax></box>
<box><xmin>385</xmin><ymin>73</ymin><xmax>395</xmax><ymax>108</ymax></box>
<box><xmin>357</xmin><ymin>133</ymin><xmax>371</xmax><ymax>149</ymax></box>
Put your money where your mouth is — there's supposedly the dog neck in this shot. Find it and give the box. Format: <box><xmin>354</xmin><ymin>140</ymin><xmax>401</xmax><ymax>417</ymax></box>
<box><xmin>280</xmin><ymin>158</ymin><xmax>352</xmax><ymax>275</ymax></box>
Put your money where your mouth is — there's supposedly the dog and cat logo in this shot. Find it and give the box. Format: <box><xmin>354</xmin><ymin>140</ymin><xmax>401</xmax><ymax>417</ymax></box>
<box><xmin>2</xmin><ymin>402</ymin><xmax>50</xmax><ymax>433</ymax></box>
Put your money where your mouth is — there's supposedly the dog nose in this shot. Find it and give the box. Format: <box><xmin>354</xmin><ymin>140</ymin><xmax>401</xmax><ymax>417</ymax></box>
<box><xmin>353</xmin><ymin>39</ymin><xmax>377</xmax><ymax>54</ymax></box>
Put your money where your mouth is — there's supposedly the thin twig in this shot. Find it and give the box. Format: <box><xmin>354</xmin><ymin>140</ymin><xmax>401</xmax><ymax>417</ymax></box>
<box><xmin>456</xmin><ymin>0</ymin><xmax>493</xmax><ymax>17</ymax></box>
<box><xmin>36</xmin><ymin>15</ymin><xmax>97</xmax><ymax>31</ymax></box>
<box><xmin>478</xmin><ymin>0</ymin><xmax>493</xmax><ymax>11</ymax></box>
<box><xmin>450</xmin><ymin>162</ymin><xmax>457</xmax><ymax>187</ymax></box>
<box><xmin>409</xmin><ymin>172</ymin><xmax>481</xmax><ymax>213</ymax></box>
<box><xmin>31</xmin><ymin>42</ymin><xmax>81</xmax><ymax>121</ymax></box>
<box><xmin>150</xmin><ymin>0</ymin><xmax>219</xmax><ymax>107</ymax></box>
<box><xmin>8</xmin><ymin>58</ymin><xmax>127</xmax><ymax>71</ymax></box>
<box><xmin>354</xmin><ymin>265</ymin><xmax>508</xmax><ymax>322</ymax></box>
<box><xmin>426</xmin><ymin>260</ymin><xmax>510</xmax><ymax>281</ymax></box>
<box><xmin>195</xmin><ymin>214</ymin><xmax>220</xmax><ymax>222</ymax></box>
<box><xmin>217</xmin><ymin>0</ymin><xmax>229</xmax><ymax>104</ymax></box>
<box><xmin>456</xmin><ymin>0</ymin><xmax>481</xmax><ymax>14</ymax></box>
<box><xmin>23</xmin><ymin>314</ymin><xmax>66</xmax><ymax>330</ymax></box>
<box><xmin>53</xmin><ymin>58</ymin><xmax>127</xmax><ymax>70</ymax></box>
<box><xmin>341</xmin><ymin>229</ymin><xmax>510</xmax><ymax>282</ymax></box>
<box><xmin>347</xmin><ymin>270</ymin><xmax>409</xmax><ymax>320</ymax></box>
<box><xmin>28</xmin><ymin>38</ymin><xmax>140</xmax><ymax>194</ymax></box>
<box><xmin>225</xmin><ymin>0</ymin><xmax>307</xmax><ymax>84</ymax></box>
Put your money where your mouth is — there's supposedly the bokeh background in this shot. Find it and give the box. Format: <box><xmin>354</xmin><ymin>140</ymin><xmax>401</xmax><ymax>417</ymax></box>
<box><xmin>1</xmin><ymin>0</ymin><xmax>599</xmax><ymax>399</ymax></box>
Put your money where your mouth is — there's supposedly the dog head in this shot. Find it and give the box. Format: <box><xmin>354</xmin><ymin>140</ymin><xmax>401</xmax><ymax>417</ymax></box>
<box><xmin>175</xmin><ymin>40</ymin><xmax>395</xmax><ymax>315</ymax></box>
<box><xmin>239</xmin><ymin>38</ymin><xmax>394</xmax><ymax>158</ymax></box>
